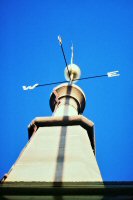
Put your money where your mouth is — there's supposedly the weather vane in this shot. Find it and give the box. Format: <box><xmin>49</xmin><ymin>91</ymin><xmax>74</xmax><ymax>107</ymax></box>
<box><xmin>22</xmin><ymin>36</ymin><xmax>120</xmax><ymax>91</ymax></box>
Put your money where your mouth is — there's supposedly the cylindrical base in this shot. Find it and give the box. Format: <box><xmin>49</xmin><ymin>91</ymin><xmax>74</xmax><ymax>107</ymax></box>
<box><xmin>50</xmin><ymin>83</ymin><xmax>86</xmax><ymax>116</ymax></box>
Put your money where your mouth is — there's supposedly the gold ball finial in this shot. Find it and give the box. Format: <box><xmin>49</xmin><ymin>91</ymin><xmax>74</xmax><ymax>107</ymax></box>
<box><xmin>64</xmin><ymin>64</ymin><xmax>81</xmax><ymax>82</ymax></box>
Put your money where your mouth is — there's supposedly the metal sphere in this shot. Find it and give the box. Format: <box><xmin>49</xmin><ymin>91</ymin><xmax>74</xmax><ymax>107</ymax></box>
<box><xmin>64</xmin><ymin>64</ymin><xmax>81</xmax><ymax>82</ymax></box>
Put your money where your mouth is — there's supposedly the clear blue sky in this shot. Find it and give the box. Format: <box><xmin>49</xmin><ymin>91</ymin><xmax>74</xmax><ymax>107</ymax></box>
<box><xmin>0</xmin><ymin>0</ymin><xmax>133</xmax><ymax>181</ymax></box>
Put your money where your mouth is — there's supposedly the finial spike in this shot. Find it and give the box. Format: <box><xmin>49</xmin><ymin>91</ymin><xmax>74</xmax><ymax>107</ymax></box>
<box><xmin>71</xmin><ymin>44</ymin><xmax>74</xmax><ymax>64</ymax></box>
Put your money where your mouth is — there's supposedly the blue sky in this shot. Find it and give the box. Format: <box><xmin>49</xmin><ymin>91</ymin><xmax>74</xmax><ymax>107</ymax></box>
<box><xmin>0</xmin><ymin>0</ymin><xmax>133</xmax><ymax>181</ymax></box>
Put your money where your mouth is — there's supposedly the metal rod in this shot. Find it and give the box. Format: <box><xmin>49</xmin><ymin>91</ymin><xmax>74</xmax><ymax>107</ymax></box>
<box><xmin>58</xmin><ymin>36</ymin><xmax>71</xmax><ymax>82</ymax></box>
<box><xmin>37</xmin><ymin>74</ymin><xmax>108</xmax><ymax>88</ymax></box>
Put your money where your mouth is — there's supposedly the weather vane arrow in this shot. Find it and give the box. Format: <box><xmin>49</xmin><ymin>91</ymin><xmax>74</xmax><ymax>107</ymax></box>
<box><xmin>58</xmin><ymin>35</ymin><xmax>62</xmax><ymax>45</ymax></box>
<box><xmin>22</xmin><ymin>36</ymin><xmax>120</xmax><ymax>91</ymax></box>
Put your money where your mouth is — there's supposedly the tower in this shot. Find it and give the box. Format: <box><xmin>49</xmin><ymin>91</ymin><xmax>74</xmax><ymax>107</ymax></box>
<box><xmin>3</xmin><ymin>36</ymin><xmax>102</xmax><ymax>183</ymax></box>
<box><xmin>3</xmin><ymin>81</ymin><xmax>102</xmax><ymax>183</ymax></box>
<box><xmin>1</xmin><ymin>38</ymin><xmax>132</xmax><ymax>200</ymax></box>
